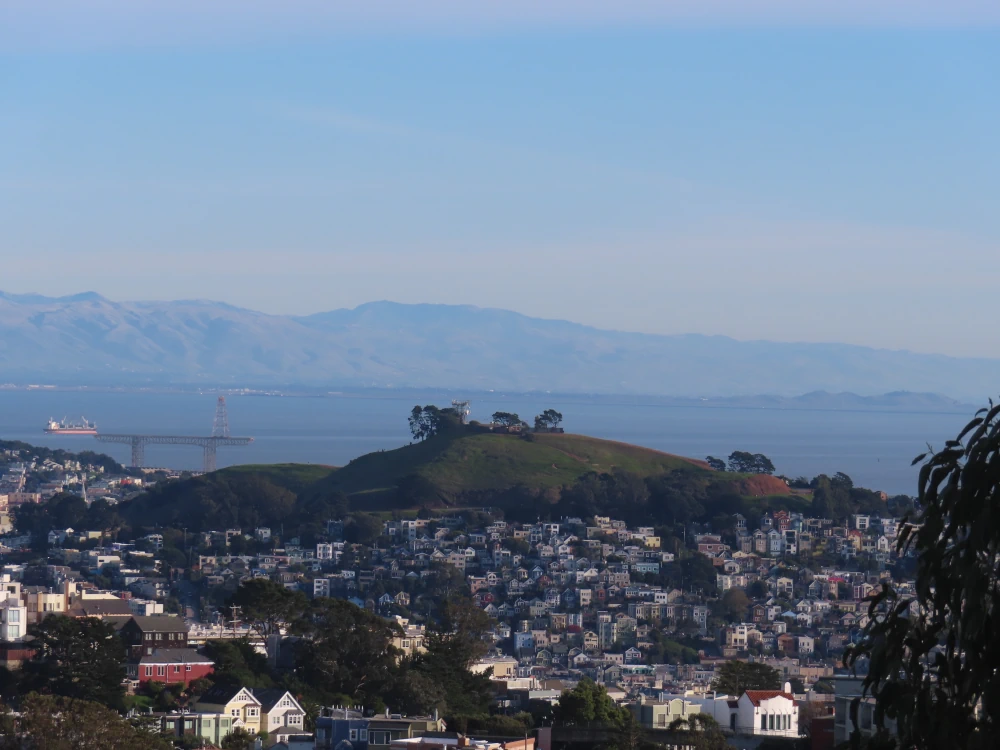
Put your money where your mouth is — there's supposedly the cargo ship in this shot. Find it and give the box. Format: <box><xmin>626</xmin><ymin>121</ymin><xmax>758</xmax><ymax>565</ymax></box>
<box><xmin>44</xmin><ymin>417</ymin><xmax>98</xmax><ymax>435</ymax></box>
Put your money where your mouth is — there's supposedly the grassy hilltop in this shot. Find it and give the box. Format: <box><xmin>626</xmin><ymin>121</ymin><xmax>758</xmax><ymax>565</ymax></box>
<box><xmin>314</xmin><ymin>431</ymin><xmax>708</xmax><ymax>503</ymax></box>
<box><xmin>119</xmin><ymin>430</ymin><xmax>746</xmax><ymax>532</ymax></box>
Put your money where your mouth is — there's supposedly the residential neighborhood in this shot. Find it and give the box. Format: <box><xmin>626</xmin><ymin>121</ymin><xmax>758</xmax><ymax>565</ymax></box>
<box><xmin>0</xmin><ymin>441</ymin><xmax>916</xmax><ymax>748</ymax></box>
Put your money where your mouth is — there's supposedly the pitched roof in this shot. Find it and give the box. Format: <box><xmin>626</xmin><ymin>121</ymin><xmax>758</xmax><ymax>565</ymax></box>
<box><xmin>254</xmin><ymin>688</ymin><xmax>303</xmax><ymax>713</ymax></box>
<box><xmin>70</xmin><ymin>598</ymin><xmax>134</xmax><ymax>618</ymax></box>
<box><xmin>136</xmin><ymin>648</ymin><xmax>214</xmax><ymax>665</ymax></box>
<box><xmin>743</xmin><ymin>690</ymin><xmax>794</xmax><ymax>706</ymax></box>
<box><xmin>196</xmin><ymin>684</ymin><xmax>260</xmax><ymax>707</ymax></box>
<box><xmin>129</xmin><ymin>615</ymin><xmax>189</xmax><ymax>632</ymax></box>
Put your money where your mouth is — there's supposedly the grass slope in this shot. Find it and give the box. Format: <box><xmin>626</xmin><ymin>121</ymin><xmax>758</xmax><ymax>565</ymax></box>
<box><xmin>316</xmin><ymin>432</ymin><xmax>706</xmax><ymax>503</ymax></box>
<box><xmin>217</xmin><ymin>463</ymin><xmax>336</xmax><ymax>494</ymax></box>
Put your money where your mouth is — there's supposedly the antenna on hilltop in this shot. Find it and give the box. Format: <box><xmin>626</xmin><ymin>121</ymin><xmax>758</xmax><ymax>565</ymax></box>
<box><xmin>451</xmin><ymin>400</ymin><xmax>471</xmax><ymax>424</ymax></box>
<box><xmin>213</xmin><ymin>397</ymin><xmax>231</xmax><ymax>438</ymax></box>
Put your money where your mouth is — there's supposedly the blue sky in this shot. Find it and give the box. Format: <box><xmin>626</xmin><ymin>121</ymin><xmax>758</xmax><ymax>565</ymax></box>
<box><xmin>1</xmin><ymin>2</ymin><xmax>998</xmax><ymax>357</ymax></box>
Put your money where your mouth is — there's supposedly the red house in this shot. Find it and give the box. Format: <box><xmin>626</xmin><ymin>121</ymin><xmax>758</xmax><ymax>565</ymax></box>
<box><xmin>127</xmin><ymin>647</ymin><xmax>214</xmax><ymax>686</ymax></box>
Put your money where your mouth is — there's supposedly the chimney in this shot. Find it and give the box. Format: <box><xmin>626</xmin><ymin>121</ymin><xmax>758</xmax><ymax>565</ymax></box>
<box><xmin>783</xmin><ymin>682</ymin><xmax>792</xmax><ymax>694</ymax></box>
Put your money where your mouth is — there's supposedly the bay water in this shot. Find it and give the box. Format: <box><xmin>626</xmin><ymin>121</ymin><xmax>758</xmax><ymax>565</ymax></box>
<box><xmin>0</xmin><ymin>390</ymin><xmax>977</xmax><ymax>496</ymax></box>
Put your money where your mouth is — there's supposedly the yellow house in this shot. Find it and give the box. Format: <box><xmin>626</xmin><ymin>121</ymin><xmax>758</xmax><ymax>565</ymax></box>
<box><xmin>194</xmin><ymin>685</ymin><xmax>262</xmax><ymax>734</ymax></box>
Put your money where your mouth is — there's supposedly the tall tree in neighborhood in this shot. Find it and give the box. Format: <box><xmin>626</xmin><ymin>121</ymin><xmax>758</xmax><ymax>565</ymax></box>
<box><xmin>293</xmin><ymin>597</ymin><xmax>401</xmax><ymax>707</ymax></box>
<box><xmin>202</xmin><ymin>638</ymin><xmax>275</xmax><ymax>690</ymax></box>
<box><xmin>19</xmin><ymin>616</ymin><xmax>127</xmax><ymax>710</ymax></box>
<box><xmin>220</xmin><ymin>727</ymin><xmax>259</xmax><ymax>750</ymax></box>
<box><xmin>0</xmin><ymin>694</ymin><xmax>173</xmax><ymax>750</ymax></box>
<box><xmin>710</xmin><ymin>660</ymin><xmax>781</xmax><ymax>696</ymax></box>
<box><xmin>343</xmin><ymin>512</ymin><xmax>384</xmax><ymax>544</ymax></box>
<box><xmin>713</xmin><ymin>588</ymin><xmax>751</xmax><ymax>624</ymax></box>
<box><xmin>406</xmin><ymin>598</ymin><xmax>494</xmax><ymax>720</ymax></box>
<box><xmin>846</xmin><ymin>401</ymin><xmax>1000</xmax><ymax>750</ymax></box>
<box><xmin>667</xmin><ymin>715</ymin><xmax>728</xmax><ymax>750</ymax></box>
<box><xmin>553</xmin><ymin>678</ymin><xmax>631</xmax><ymax>728</ymax></box>
<box><xmin>227</xmin><ymin>578</ymin><xmax>308</xmax><ymax>642</ymax></box>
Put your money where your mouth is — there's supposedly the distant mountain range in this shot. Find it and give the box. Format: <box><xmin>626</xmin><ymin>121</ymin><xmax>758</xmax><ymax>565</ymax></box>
<box><xmin>1</xmin><ymin>291</ymin><xmax>998</xmax><ymax>401</ymax></box>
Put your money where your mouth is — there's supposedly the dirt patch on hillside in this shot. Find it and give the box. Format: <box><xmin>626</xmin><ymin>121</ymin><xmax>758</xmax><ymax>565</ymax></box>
<box><xmin>728</xmin><ymin>474</ymin><xmax>792</xmax><ymax>497</ymax></box>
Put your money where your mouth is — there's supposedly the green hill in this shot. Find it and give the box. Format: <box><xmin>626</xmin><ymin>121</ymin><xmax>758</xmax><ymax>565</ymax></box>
<box><xmin>118</xmin><ymin>432</ymin><xmax>711</xmax><ymax>531</ymax></box>
<box><xmin>308</xmin><ymin>431</ymin><xmax>708</xmax><ymax>507</ymax></box>
<box><xmin>216</xmin><ymin>463</ymin><xmax>337</xmax><ymax>493</ymax></box>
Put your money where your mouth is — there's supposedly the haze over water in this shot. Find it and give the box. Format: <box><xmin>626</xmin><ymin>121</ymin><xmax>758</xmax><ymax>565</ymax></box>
<box><xmin>0</xmin><ymin>390</ymin><xmax>975</xmax><ymax>496</ymax></box>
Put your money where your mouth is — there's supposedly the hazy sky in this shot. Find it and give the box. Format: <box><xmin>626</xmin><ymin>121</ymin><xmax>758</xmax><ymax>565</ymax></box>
<box><xmin>2</xmin><ymin>2</ymin><xmax>999</xmax><ymax>357</ymax></box>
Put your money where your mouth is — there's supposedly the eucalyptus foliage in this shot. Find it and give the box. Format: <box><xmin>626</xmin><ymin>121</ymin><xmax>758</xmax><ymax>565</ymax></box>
<box><xmin>846</xmin><ymin>401</ymin><xmax>1000</xmax><ymax>749</ymax></box>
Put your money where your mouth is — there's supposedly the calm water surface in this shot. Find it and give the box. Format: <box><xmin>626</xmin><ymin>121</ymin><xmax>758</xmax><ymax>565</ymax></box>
<box><xmin>0</xmin><ymin>390</ymin><xmax>976</xmax><ymax>496</ymax></box>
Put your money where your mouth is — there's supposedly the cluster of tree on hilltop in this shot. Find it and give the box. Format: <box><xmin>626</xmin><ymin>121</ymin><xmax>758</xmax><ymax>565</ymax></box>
<box><xmin>705</xmin><ymin>451</ymin><xmax>776</xmax><ymax>474</ymax></box>
<box><xmin>103</xmin><ymin>402</ymin><xmax>913</xmax><ymax>543</ymax></box>
<box><xmin>408</xmin><ymin>404</ymin><xmax>563</xmax><ymax>440</ymax></box>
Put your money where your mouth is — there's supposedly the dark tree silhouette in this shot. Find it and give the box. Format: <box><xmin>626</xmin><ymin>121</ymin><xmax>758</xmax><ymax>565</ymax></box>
<box><xmin>846</xmin><ymin>401</ymin><xmax>1000</xmax><ymax>750</ymax></box>
<box><xmin>710</xmin><ymin>660</ymin><xmax>780</xmax><ymax>696</ymax></box>
<box><xmin>705</xmin><ymin>456</ymin><xmax>727</xmax><ymax>472</ymax></box>
<box><xmin>20</xmin><ymin>615</ymin><xmax>127</xmax><ymax>710</ymax></box>
<box><xmin>491</xmin><ymin>412</ymin><xmax>523</xmax><ymax>428</ymax></box>
<box><xmin>534</xmin><ymin>409</ymin><xmax>564</xmax><ymax>431</ymax></box>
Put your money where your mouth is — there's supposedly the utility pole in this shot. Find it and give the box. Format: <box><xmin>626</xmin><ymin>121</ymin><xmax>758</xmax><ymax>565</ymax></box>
<box><xmin>227</xmin><ymin>604</ymin><xmax>242</xmax><ymax>639</ymax></box>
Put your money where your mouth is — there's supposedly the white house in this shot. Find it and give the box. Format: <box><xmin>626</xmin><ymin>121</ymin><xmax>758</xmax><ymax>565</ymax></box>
<box><xmin>0</xmin><ymin>600</ymin><xmax>26</xmax><ymax>641</ymax></box>
<box><xmin>691</xmin><ymin>686</ymin><xmax>798</xmax><ymax>738</ymax></box>
<box><xmin>313</xmin><ymin>578</ymin><xmax>331</xmax><ymax>598</ymax></box>
<box><xmin>257</xmin><ymin>689</ymin><xmax>307</xmax><ymax>740</ymax></box>
<box><xmin>734</xmin><ymin>689</ymin><xmax>798</xmax><ymax>737</ymax></box>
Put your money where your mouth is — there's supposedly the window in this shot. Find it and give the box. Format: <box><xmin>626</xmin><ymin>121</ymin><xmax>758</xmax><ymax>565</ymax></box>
<box><xmin>155</xmin><ymin>633</ymin><xmax>163</xmax><ymax>640</ymax></box>
<box><xmin>8</xmin><ymin>610</ymin><xmax>19</xmax><ymax>623</ymax></box>
<box><xmin>360</xmin><ymin>730</ymin><xmax>368</xmax><ymax>741</ymax></box>
<box><xmin>231</xmin><ymin>709</ymin><xmax>241</xmax><ymax>717</ymax></box>
<box><xmin>145</xmin><ymin>666</ymin><xmax>153</xmax><ymax>677</ymax></box>
<box><xmin>157</xmin><ymin>666</ymin><xmax>166</xmax><ymax>677</ymax></box>
<box><xmin>350</xmin><ymin>729</ymin><xmax>359</xmax><ymax>741</ymax></box>
<box><xmin>761</xmin><ymin>715</ymin><xmax>766</xmax><ymax>731</ymax></box>
<box><xmin>186</xmin><ymin>664</ymin><xmax>192</xmax><ymax>672</ymax></box>
<box><xmin>8</xmin><ymin>625</ymin><xmax>18</xmax><ymax>639</ymax></box>
<box><xmin>769</xmin><ymin>715</ymin><xmax>774</xmax><ymax>731</ymax></box>
<box><xmin>247</xmin><ymin>708</ymin><xmax>259</xmax><ymax>717</ymax></box>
